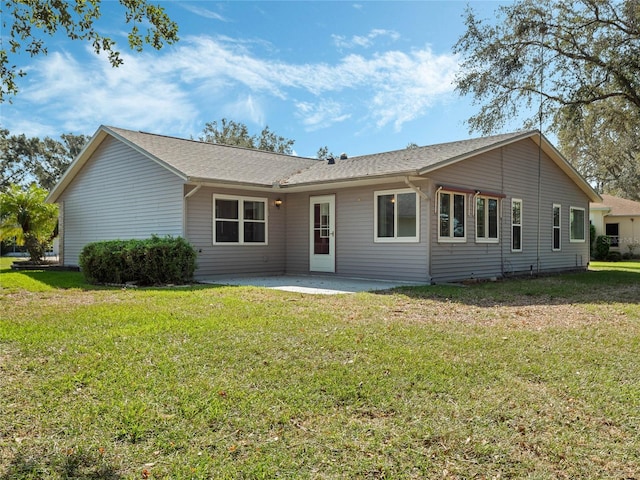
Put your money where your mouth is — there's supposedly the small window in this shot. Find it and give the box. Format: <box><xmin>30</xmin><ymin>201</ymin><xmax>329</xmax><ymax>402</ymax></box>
<box><xmin>374</xmin><ymin>189</ymin><xmax>419</xmax><ymax>242</ymax></box>
<box><xmin>438</xmin><ymin>191</ymin><xmax>466</xmax><ymax>242</ymax></box>
<box><xmin>476</xmin><ymin>196</ymin><xmax>499</xmax><ymax>243</ymax></box>
<box><xmin>605</xmin><ymin>223</ymin><xmax>619</xmax><ymax>247</ymax></box>
<box><xmin>570</xmin><ymin>207</ymin><xmax>585</xmax><ymax>242</ymax></box>
<box><xmin>512</xmin><ymin>199</ymin><xmax>522</xmax><ymax>252</ymax></box>
<box><xmin>552</xmin><ymin>204</ymin><xmax>561</xmax><ymax>251</ymax></box>
<box><xmin>214</xmin><ymin>195</ymin><xmax>267</xmax><ymax>244</ymax></box>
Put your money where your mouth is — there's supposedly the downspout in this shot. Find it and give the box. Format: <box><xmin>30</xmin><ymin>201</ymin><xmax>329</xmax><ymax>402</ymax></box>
<box><xmin>405</xmin><ymin>177</ymin><xmax>432</xmax><ymax>283</ymax></box>
<box><xmin>404</xmin><ymin>177</ymin><xmax>430</xmax><ymax>202</ymax></box>
<box><xmin>183</xmin><ymin>184</ymin><xmax>203</xmax><ymax>238</ymax></box>
<box><xmin>184</xmin><ymin>184</ymin><xmax>203</xmax><ymax>199</ymax></box>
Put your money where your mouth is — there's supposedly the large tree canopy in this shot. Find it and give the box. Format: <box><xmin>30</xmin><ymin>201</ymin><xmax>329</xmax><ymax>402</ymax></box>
<box><xmin>2</xmin><ymin>0</ymin><xmax>179</xmax><ymax>102</ymax></box>
<box><xmin>198</xmin><ymin>119</ymin><xmax>295</xmax><ymax>155</ymax></box>
<box><xmin>454</xmin><ymin>0</ymin><xmax>640</xmax><ymax>200</ymax></box>
<box><xmin>0</xmin><ymin>129</ymin><xmax>89</xmax><ymax>190</ymax></box>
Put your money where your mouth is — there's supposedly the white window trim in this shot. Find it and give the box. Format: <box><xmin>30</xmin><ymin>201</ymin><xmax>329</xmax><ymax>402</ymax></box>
<box><xmin>213</xmin><ymin>194</ymin><xmax>268</xmax><ymax>245</ymax></box>
<box><xmin>475</xmin><ymin>195</ymin><xmax>500</xmax><ymax>244</ymax></box>
<box><xmin>569</xmin><ymin>206</ymin><xmax>586</xmax><ymax>243</ymax></box>
<box><xmin>438</xmin><ymin>190</ymin><xmax>467</xmax><ymax>243</ymax></box>
<box><xmin>511</xmin><ymin>198</ymin><xmax>523</xmax><ymax>252</ymax></box>
<box><xmin>552</xmin><ymin>203</ymin><xmax>561</xmax><ymax>251</ymax></box>
<box><xmin>374</xmin><ymin>188</ymin><xmax>419</xmax><ymax>243</ymax></box>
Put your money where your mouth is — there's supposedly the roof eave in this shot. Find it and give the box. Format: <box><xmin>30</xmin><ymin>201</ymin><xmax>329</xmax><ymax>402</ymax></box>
<box><xmin>47</xmin><ymin>125</ymin><xmax>189</xmax><ymax>204</ymax></box>
<box><xmin>47</xmin><ymin>126</ymin><xmax>110</xmax><ymax>203</ymax></box>
<box><xmin>417</xmin><ymin>130</ymin><xmax>601</xmax><ymax>203</ymax></box>
<box><xmin>279</xmin><ymin>171</ymin><xmax>421</xmax><ymax>192</ymax></box>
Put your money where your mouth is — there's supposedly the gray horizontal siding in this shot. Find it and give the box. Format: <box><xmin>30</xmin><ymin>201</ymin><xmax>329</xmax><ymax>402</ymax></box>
<box><xmin>59</xmin><ymin>137</ymin><xmax>184</xmax><ymax>266</ymax></box>
<box><xmin>285</xmin><ymin>184</ymin><xmax>431</xmax><ymax>283</ymax></box>
<box><xmin>186</xmin><ymin>186</ymin><xmax>286</xmax><ymax>277</ymax></box>
<box><xmin>429</xmin><ymin>139</ymin><xmax>590</xmax><ymax>283</ymax></box>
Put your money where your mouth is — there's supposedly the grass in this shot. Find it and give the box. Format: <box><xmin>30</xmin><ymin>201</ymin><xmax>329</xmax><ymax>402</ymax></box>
<box><xmin>1</xmin><ymin>258</ymin><xmax>639</xmax><ymax>479</ymax></box>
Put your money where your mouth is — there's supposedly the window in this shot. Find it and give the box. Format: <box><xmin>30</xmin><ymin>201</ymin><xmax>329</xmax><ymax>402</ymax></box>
<box><xmin>374</xmin><ymin>189</ymin><xmax>419</xmax><ymax>242</ymax></box>
<box><xmin>476</xmin><ymin>196</ymin><xmax>499</xmax><ymax>242</ymax></box>
<box><xmin>605</xmin><ymin>223</ymin><xmax>619</xmax><ymax>247</ymax></box>
<box><xmin>439</xmin><ymin>191</ymin><xmax>466</xmax><ymax>241</ymax></box>
<box><xmin>214</xmin><ymin>195</ymin><xmax>267</xmax><ymax>244</ymax></box>
<box><xmin>570</xmin><ymin>207</ymin><xmax>585</xmax><ymax>242</ymax></box>
<box><xmin>552</xmin><ymin>204</ymin><xmax>561</xmax><ymax>251</ymax></box>
<box><xmin>512</xmin><ymin>199</ymin><xmax>522</xmax><ymax>252</ymax></box>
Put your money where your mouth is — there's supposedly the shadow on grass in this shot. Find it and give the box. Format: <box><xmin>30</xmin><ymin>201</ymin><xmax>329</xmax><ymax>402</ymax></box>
<box><xmin>386</xmin><ymin>268</ymin><xmax>640</xmax><ymax>307</ymax></box>
<box><xmin>1</xmin><ymin>450</ymin><xmax>121</xmax><ymax>480</ymax></box>
<box><xmin>1</xmin><ymin>265</ymin><xmax>224</xmax><ymax>293</ymax></box>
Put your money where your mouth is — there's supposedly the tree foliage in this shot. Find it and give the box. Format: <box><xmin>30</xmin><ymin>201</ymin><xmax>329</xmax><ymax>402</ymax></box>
<box><xmin>1</xmin><ymin>129</ymin><xmax>89</xmax><ymax>190</ymax></box>
<box><xmin>198</xmin><ymin>119</ymin><xmax>295</xmax><ymax>155</ymax></box>
<box><xmin>316</xmin><ymin>146</ymin><xmax>335</xmax><ymax>161</ymax></box>
<box><xmin>454</xmin><ymin>0</ymin><xmax>640</xmax><ymax>199</ymax></box>
<box><xmin>0</xmin><ymin>184</ymin><xmax>58</xmax><ymax>262</ymax></box>
<box><xmin>2</xmin><ymin>0</ymin><xmax>179</xmax><ymax>102</ymax></box>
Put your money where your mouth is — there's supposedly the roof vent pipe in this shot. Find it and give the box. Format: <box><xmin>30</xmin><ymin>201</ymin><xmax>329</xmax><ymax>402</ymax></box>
<box><xmin>340</xmin><ymin>153</ymin><xmax>348</xmax><ymax>160</ymax></box>
<box><xmin>327</xmin><ymin>156</ymin><xmax>335</xmax><ymax>165</ymax></box>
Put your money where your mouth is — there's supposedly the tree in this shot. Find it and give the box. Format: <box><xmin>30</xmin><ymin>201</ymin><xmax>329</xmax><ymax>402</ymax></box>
<box><xmin>2</xmin><ymin>0</ymin><xmax>179</xmax><ymax>102</ymax></box>
<box><xmin>0</xmin><ymin>184</ymin><xmax>58</xmax><ymax>263</ymax></box>
<box><xmin>406</xmin><ymin>142</ymin><xmax>419</xmax><ymax>150</ymax></box>
<box><xmin>198</xmin><ymin>119</ymin><xmax>295</xmax><ymax>155</ymax></box>
<box><xmin>557</xmin><ymin>98</ymin><xmax>640</xmax><ymax>200</ymax></box>
<box><xmin>453</xmin><ymin>0</ymin><xmax>640</xmax><ymax>199</ymax></box>
<box><xmin>0</xmin><ymin>130</ymin><xmax>89</xmax><ymax>190</ymax></box>
<box><xmin>316</xmin><ymin>146</ymin><xmax>335</xmax><ymax>161</ymax></box>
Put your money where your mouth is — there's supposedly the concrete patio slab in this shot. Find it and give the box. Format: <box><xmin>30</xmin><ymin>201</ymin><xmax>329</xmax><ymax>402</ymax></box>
<box><xmin>196</xmin><ymin>275</ymin><xmax>424</xmax><ymax>295</ymax></box>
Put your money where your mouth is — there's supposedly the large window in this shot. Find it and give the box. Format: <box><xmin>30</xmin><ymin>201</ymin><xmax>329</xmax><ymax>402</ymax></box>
<box><xmin>552</xmin><ymin>204</ymin><xmax>561</xmax><ymax>251</ymax></box>
<box><xmin>570</xmin><ymin>206</ymin><xmax>586</xmax><ymax>242</ymax></box>
<box><xmin>439</xmin><ymin>191</ymin><xmax>466</xmax><ymax>242</ymax></box>
<box><xmin>511</xmin><ymin>199</ymin><xmax>522</xmax><ymax>252</ymax></box>
<box><xmin>476</xmin><ymin>196</ymin><xmax>499</xmax><ymax>242</ymax></box>
<box><xmin>374</xmin><ymin>189</ymin><xmax>418</xmax><ymax>242</ymax></box>
<box><xmin>214</xmin><ymin>195</ymin><xmax>267</xmax><ymax>244</ymax></box>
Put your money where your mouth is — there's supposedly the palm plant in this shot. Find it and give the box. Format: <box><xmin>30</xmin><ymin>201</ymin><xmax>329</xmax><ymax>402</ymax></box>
<box><xmin>0</xmin><ymin>184</ymin><xmax>58</xmax><ymax>262</ymax></box>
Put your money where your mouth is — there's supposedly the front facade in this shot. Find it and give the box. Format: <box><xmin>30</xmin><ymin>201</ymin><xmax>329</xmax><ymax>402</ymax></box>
<box><xmin>48</xmin><ymin>126</ymin><xmax>600</xmax><ymax>284</ymax></box>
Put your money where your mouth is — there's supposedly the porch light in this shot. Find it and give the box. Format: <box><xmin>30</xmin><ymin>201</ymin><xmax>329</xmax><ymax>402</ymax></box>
<box><xmin>275</xmin><ymin>198</ymin><xmax>283</xmax><ymax>208</ymax></box>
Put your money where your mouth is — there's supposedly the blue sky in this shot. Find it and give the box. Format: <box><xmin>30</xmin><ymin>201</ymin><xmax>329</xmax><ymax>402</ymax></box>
<box><xmin>3</xmin><ymin>1</ymin><xmax>518</xmax><ymax>158</ymax></box>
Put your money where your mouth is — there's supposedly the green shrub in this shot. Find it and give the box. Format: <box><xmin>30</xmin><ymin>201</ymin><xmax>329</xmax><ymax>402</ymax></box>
<box><xmin>594</xmin><ymin>235</ymin><xmax>610</xmax><ymax>261</ymax></box>
<box><xmin>589</xmin><ymin>224</ymin><xmax>596</xmax><ymax>257</ymax></box>
<box><xmin>606</xmin><ymin>251</ymin><xmax>622</xmax><ymax>262</ymax></box>
<box><xmin>79</xmin><ymin>236</ymin><xmax>197</xmax><ymax>285</ymax></box>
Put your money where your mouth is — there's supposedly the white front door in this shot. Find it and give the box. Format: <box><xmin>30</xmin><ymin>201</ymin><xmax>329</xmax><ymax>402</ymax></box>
<box><xmin>309</xmin><ymin>195</ymin><xmax>335</xmax><ymax>273</ymax></box>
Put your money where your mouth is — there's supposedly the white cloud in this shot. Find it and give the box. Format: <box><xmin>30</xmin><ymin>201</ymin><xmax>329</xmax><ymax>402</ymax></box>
<box><xmin>332</xmin><ymin>29</ymin><xmax>400</xmax><ymax>49</ymax></box>
<box><xmin>295</xmin><ymin>100</ymin><xmax>351</xmax><ymax>131</ymax></box>
<box><xmin>223</xmin><ymin>95</ymin><xmax>265</xmax><ymax>126</ymax></box>
<box><xmin>9</xmin><ymin>34</ymin><xmax>458</xmax><ymax>136</ymax></box>
<box><xmin>180</xmin><ymin>4</ymin><xmax>228</xmax><ymax>21</ymax></box>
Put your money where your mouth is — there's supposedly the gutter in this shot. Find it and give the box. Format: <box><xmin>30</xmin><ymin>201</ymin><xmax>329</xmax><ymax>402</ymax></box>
<box><xmin>184</xmin><ymin>184</ymin><xmax>203</xmax><ymax>199</ymax></box>
<box><xmin>404</xmin><ymin>177</ymin><xmax>430</xmax><ymax>202</ymax></box>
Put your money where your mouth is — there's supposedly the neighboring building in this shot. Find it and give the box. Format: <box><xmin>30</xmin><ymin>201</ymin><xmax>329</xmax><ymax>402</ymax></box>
<box><xmin>47</xmin><ymin>126</ymin><xmax>601</xmax><ymax>284</ymax></box>
<box><xmin>590</xmin><ymin>194</ymin><xmax>640</xmax><ymax>255</ymax></box>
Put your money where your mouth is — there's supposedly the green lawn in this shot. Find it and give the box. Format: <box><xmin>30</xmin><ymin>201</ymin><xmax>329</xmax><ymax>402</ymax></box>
<box><xmin>1</xmin><ymin>258</ymin><xmax>639</xmax><ymax>479</ymax></box>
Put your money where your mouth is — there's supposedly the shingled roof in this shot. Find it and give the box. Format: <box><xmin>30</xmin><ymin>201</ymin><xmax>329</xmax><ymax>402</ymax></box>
<box><xmin>282</xmin><ymin>130</ymin><xmax>532</xmax><ymax>186</ymax></box>
<box><xmin>106</xmin><ymin>126</ymin><xmax>319</xmax><ymax>186</ymax></box>
<box><xmin>48</xmin><ymin>125</ymin><xmax>601</xmax><ymax>202</ymax></box>
<box><xmin>593</xmin><ymin>194</ymin><xmax>640</xmax><ymax>216</ymax></box>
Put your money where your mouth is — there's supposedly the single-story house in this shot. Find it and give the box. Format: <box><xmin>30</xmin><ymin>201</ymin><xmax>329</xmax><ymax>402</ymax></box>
<box><xmin>47</xmin><ymin>125</ymin><xmax>601</xmax><ymax>284</ymax></box>
<box><xmin>590</xmin><ymin>194</ymin><xmax>640</xmax><ymax>255</ymax></box>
